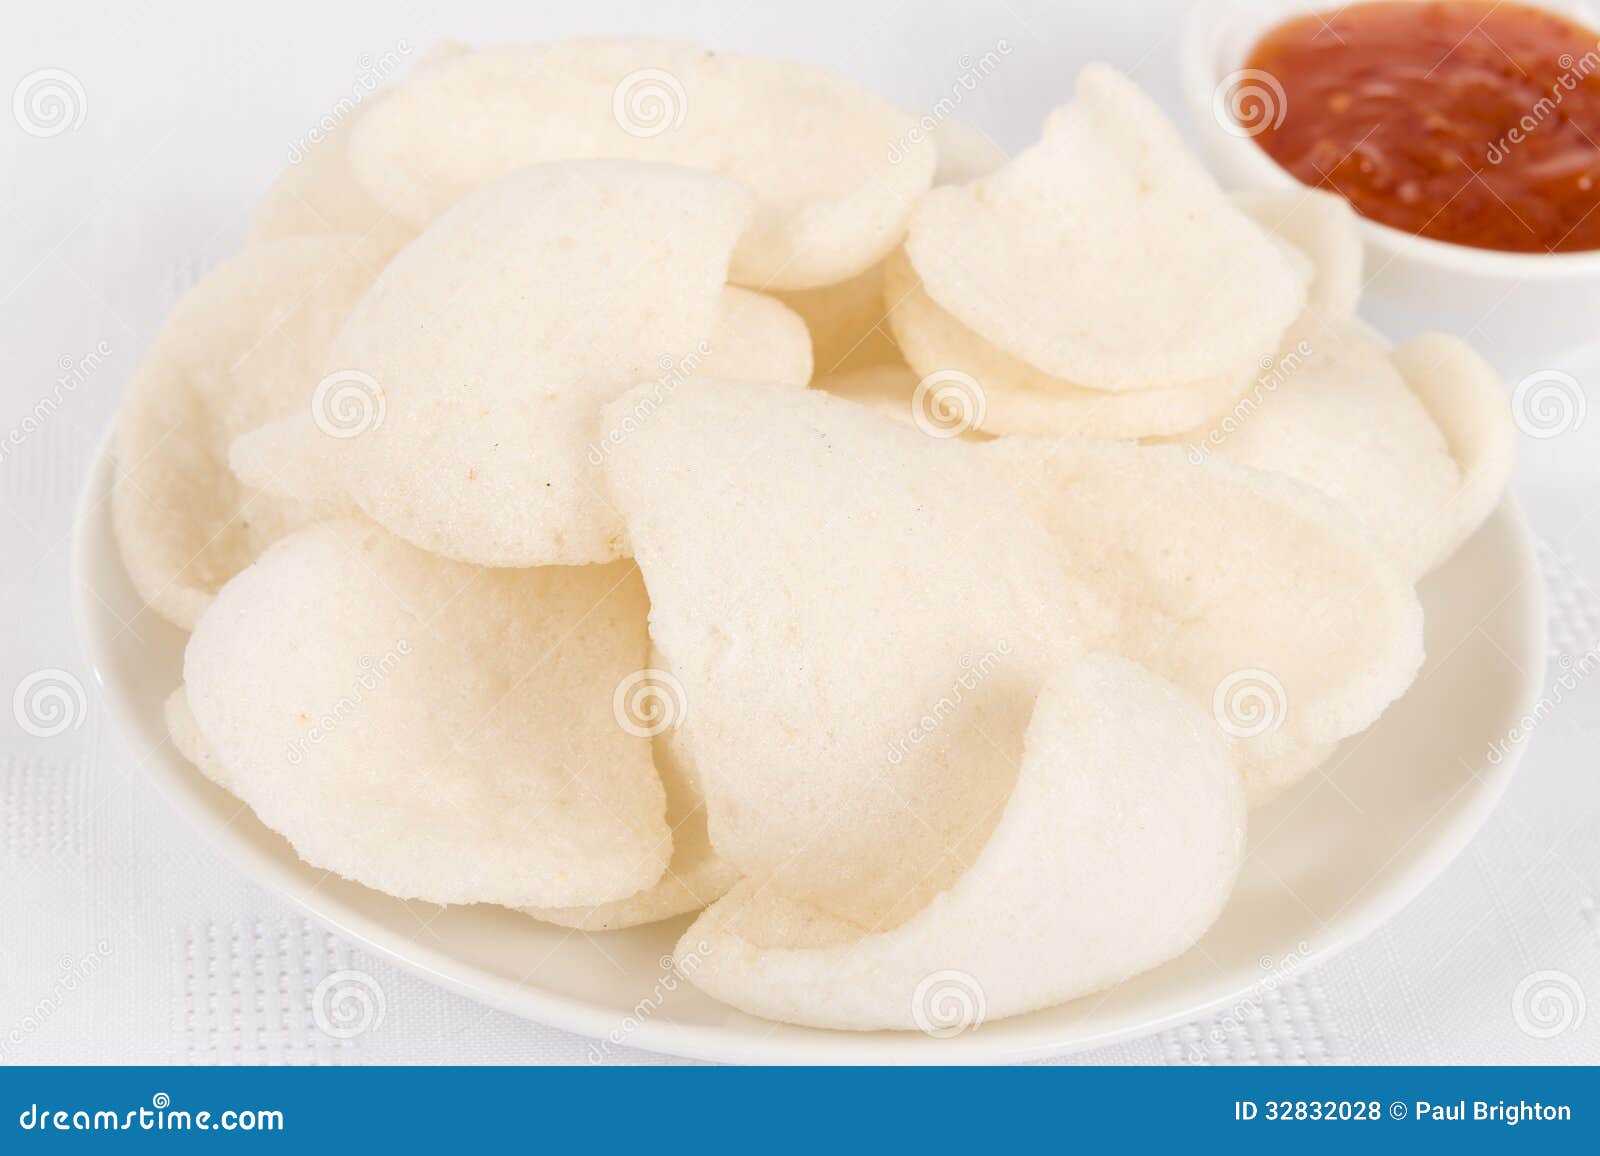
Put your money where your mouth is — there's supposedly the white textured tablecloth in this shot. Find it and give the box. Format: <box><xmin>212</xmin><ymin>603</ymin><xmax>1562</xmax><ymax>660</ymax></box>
<box><xmin>4</xmin><ymin>0</ymin><xmax>1598</xmax><ymax>1065</ymax></box>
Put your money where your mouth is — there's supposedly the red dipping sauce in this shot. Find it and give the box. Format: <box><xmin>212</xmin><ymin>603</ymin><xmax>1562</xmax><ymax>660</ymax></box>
<box><xmin>1243</xmin><ymin>0</ymin><xmax>1600</xmax><ymax>253</ymax></box>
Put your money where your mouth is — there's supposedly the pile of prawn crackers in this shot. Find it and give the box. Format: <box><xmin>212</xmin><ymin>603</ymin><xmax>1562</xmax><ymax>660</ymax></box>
<box><xmin>113</xmin><ymin>40</ymin><xmax>1515</xmax><ymax>1033</ymax></box>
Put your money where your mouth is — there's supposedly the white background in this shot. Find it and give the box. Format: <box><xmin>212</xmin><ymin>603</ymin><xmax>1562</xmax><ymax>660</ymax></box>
<box><xmin>3</xmin><ymin>0</ymin><xmax>1599</xmax><ymax>1062</ymax></box>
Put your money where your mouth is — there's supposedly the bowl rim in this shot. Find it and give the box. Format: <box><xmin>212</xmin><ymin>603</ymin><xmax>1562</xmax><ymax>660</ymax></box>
<box><xmin>1180</xmin><ymin>0</ymin><xmax>1600</xmax><ymax>279</ymax></box>
<box><xmin>72</xmin><ymin>433</ymin><xmax>1549</xmax><ymax>1063</ymax></box>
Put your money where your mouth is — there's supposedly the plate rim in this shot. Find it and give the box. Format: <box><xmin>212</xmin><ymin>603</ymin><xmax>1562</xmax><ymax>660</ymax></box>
<box><xmin>73</xmin><ymin>434</ymin><xmax>1548</xmax><ymax>1064</ymax></box>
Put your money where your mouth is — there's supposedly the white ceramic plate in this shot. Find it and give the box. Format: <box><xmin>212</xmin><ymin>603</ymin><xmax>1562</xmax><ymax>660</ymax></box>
<box><xmin>74</xmin><ymin>439</ymin><xmax>1545</xmax><ymax>1063</ymax></box>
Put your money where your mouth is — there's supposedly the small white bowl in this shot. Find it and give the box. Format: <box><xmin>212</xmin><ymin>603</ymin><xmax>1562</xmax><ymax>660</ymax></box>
<box><xmin>1182</xmin><ymin>0</ymin><xmax>1600</xmax><ymax>365</ymax></box>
